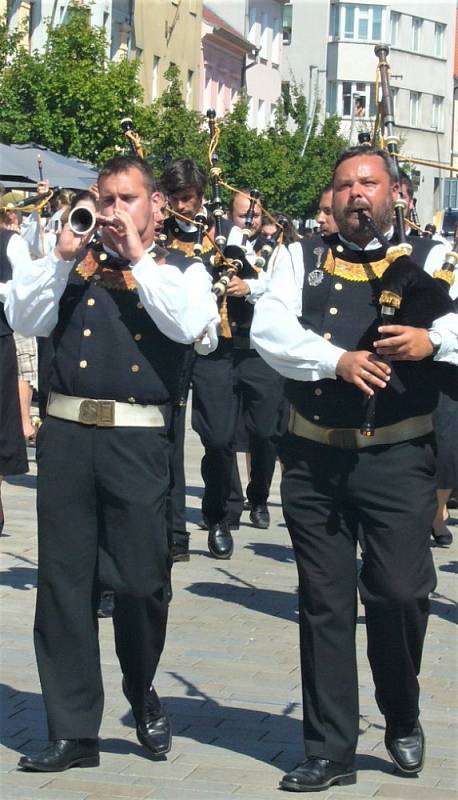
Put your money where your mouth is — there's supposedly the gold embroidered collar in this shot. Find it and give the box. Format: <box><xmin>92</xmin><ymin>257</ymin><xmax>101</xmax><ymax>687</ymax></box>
<box><xmin>168</xmin><ymin>236</ymin><xmax>214</xmax><ymax>258</ymax></box>
<box><xmin>322</xmin><ymin>249</ymin><xmax>391</xmax><ymax>282</ymax></box>
<box><xmin>76</xmin><ymin>251</ymin><xmax>137</xmax><ymax>291</ymax></box>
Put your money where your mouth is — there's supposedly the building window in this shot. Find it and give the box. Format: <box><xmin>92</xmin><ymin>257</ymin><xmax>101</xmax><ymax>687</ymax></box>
<box><xmin>327</xmin><ymin>81</ymin><xmax>337</xmax><ymax>114</ymax></box>
<box><xmin>390</xmin><ymin>11</ymin><xmax>400</xmax><ymax>46</ymax></box>
<box><xmin>260</xmin><ymin>11</ymin><xmax>269</xmax><ymax>59</ymax></box>
<box><xmin>434</xmin><ymin>22</ymin><xmax>445</xmax><ymax>58</ymax></box>
<box><xmin>411</xmin><ymin>17</ymin><xmax>422</xmax><ymax>52</ymax></box>
<box><xmin>344</xmin><ymin>4</ymin><xmax>355</xmax><ymax>39</ymax></box>
<box><xmin>152</xmin><ymin>55</ymin><xmax>160</xmax><ymax>99</ymax></box>
<box><xmin>431</xmin><ymin>96</ymin><xmax>443</xmax><ymax>131</ymax></box>
<box><xmin>329</xmin><ymin>3</ymin><xmax>339</xmax><ymax>37</ymax></box>
<box><xmin>340</xmin><ymin>81</ymin><xmax>376</xmax><ymax>118</ymax></box>
<box><xmin>391</xmin><ymin>86</ymin><xmax>399</xmax><ymax>119</ymax></box>
<box><xmin>444</xmin><ymin>178</ymin><xmax>458</xmax><ymax>208</ymax></box>
<box><xmin>372</xmin><ymin>6</ymin><xmax>382</xmax><ymax>39</ymax></box>
<box><xmin>357</xmin><ymin>5</ymin><xmax>369</xmax><ymax>39</ymax></box>
<box><xmin>186</xmin><ymin>70</ymin><xmax>193</xmax><ymax>109</ymax></box>
<box><xmin>409</xmin><ymin>91</ymin><xmax>420</xmax><ymax>126</ymax></box>
<box><xmin>283</xmin><ymin>3</ymin><xmax>292</xmax><ymax>44</ymax></box>
<box><xmin>340</xmin><ymin>5</ymin><xmax>384</xmax><ymax>42</ymax></box>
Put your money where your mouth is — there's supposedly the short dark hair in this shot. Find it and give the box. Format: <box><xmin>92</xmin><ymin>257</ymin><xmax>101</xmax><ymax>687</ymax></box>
<box><xmin>228</xmin><ymin>189</ymin><xmax>262</xmax><ymax>215</ymax></box>
<box><xmin>70</xmin><ymin>190</ymin><xmax>98</xmax><ymax>210</ymax></box>
<box><xmin>161</xmin><ymin>158</ymin><xmax>207</xmax><ymax>197</ymax></box>
<box><xmin>398</xmin><ymin>169</ymin><xmax>413</xmax><ymax>199</ymax></box>
<box><xmin>98</xmin><ymin>155</ymin><xmax>158</xmax><ymax>195</ymax></box>
<box><xmin>333</xmin><ymin>146</ymin><xmax>399</xmax><ymax>185</ymax></box>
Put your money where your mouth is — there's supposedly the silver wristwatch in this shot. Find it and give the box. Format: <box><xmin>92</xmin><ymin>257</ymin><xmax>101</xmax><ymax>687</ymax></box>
<box><xmin>428</xmin><ymin>329</ymin><xmax>442</xmax><ymax>357</ymax></box>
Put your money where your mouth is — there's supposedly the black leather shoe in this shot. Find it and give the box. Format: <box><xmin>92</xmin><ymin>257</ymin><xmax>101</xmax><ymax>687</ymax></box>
<box><xmin>385</xmin><ymin>721</ymin><xmax>425</xmax><ymax>774</ymax></box>
<box><xmin>280</xmin><ymin>757</ymin><xmax>356</xmax><ymax>792</ymax></box>
<box><xmin>122</xmin><ymin>677</ymin><xmax>172</xmax><ymax>758</ymax></box>
<box><xmin>431</xmin><ymin>528</ymin><xmax>453</xmax><ymax>547</ymax></box>
<box><xmin>172</xmin><ymin>541</ymin><xmax>190</xmax><ymax>562</ymax></box>
<box><xmin>137</xmin><ymin>712</ymin><xmax>172</xmax><ymax>759</ymax></box>
<box><xmin>249</xmin><ymin>505</ymin><xmax>270</xmax><ymax>529</ymax></box>
<box><xmin>18</xmin><ymin>739</ymin><xmax>99</xmax><ymax>772</ymax></box>
<box><xmin>208</xmin><ymin>521</ymin><xmax>233</xmax><ymax>559</ymax></box>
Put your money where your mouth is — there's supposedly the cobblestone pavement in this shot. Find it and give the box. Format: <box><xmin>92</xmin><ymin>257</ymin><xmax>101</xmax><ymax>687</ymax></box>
<box><xmin>1</xmin><ymin>419</ymin><xmax>457</xmax><ymax>800</ymax></box>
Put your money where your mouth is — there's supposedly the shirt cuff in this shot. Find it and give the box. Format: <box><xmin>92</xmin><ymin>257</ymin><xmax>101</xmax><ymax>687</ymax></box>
<box><xmin>434</xmin><ymin>328</ymin><xmax>456</xmax><ymax>362</ymax></box>
<box><xmin>325</xmin><ymin>346</ymin><xmax>347</xmax><ymax>379</ymax></box>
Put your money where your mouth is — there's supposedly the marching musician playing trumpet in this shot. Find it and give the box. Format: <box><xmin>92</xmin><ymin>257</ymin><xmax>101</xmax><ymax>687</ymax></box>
<box><xmin>251</xmin><ymin>146</ymin><xmax>458</xmax><ymax>792</ymax></box>
<box><xmin>5</xmin><ymin>154</ymin><xmax>219</xmax><ymax>773</ymax></box>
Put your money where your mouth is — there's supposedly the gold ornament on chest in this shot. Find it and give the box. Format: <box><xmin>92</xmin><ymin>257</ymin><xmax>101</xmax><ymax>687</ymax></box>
<box><xmin>322</xmin><ymin>250</ymin><xmax>391</xmax><ymax>282</ymax></box>
<box><xmin>76</xmin><ymin>251</ymin><xmax>137</xmax><ymax>291</ymax></box>
<box><xmin>168</xmin><ymin>236</ymin><xmax>214</xmax><ymax>257</ymax></box>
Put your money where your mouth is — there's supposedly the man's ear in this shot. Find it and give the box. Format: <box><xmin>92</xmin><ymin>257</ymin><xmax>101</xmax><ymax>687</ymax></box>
<box><xmin>151</xmin><ymin>191</ymin><xmax>161</xmax><ymax>213</ymax></box>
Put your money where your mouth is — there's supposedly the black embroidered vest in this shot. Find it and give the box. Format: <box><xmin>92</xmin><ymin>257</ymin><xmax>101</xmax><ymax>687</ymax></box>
<box><xmin>286</xmin><ymin>235</ymin><xmax>440</xmax><ymax>428</ymax></box>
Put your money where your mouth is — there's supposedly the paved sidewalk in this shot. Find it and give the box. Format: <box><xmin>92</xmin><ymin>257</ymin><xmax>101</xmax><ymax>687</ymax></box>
<box><xmin>1</xmin><ymin>419</ymin><xmax>457</xmax><ymax>800</ymax></box>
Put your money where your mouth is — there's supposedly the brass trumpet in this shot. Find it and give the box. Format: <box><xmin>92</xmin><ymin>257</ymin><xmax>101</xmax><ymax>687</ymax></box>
<box><xmin>68</xmin><ymin>207</ymin><xmax>124</xmax><ymax>235</ymax></box>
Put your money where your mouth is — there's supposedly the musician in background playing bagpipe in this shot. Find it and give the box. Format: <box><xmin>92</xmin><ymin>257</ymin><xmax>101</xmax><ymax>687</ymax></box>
<box><xmin>159</xmin><ymin>156</ymin><xmax>253</xmax><ymax>560</ymax></box>
<box><xmin>220</xmin><ymin>194</ymin><xmax>293</xmax><ymax>533</ymax></box>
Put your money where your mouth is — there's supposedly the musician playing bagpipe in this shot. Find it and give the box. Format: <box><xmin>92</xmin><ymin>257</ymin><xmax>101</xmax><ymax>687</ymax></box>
<box><xmin>4</xmin><ymin>154</ymin><xmax>219</xmax><ymax>772</ymax></box>
<box><xmin>251</xmin><ymin>146</ymin><xmax>458</xmax><ymax>791</ymax></box>
<box><xmin>224</xmin><ymin>192</ymin><xmax>292</xmax><ymax>532</ymax></box>
<box><xmin>161</xmin><ymin>158</ymin><xmax>267</xmax><ymax>559</ymax></box>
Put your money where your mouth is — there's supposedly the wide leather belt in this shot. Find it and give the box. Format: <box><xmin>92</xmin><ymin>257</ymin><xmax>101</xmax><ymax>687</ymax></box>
<box><xmin>289</xmin><ymin>408</ymin><xmax>433</xmax><ymax>450</ymax></box>
<box><xmin>47</xmin><ymin>392</ymin><xmax>165</xmax><ymax>428</ymax></box>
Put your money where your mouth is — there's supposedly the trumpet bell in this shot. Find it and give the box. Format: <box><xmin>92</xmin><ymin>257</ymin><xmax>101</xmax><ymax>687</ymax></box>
<box><xmin>68</xmin><ymin>206</ymin><xmax>96</xmax><ymax>235</ymax></box>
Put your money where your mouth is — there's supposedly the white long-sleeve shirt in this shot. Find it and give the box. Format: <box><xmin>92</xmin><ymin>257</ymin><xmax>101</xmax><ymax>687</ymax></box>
<box><xmin>4</xmin><ymin>234</ymin><xmax>220</xmax><ymax>347</ymax></box>
<box><xmin>251</xmin><ymin>237</ymin><xmax>458</xmax><ymax>381</ymax></box>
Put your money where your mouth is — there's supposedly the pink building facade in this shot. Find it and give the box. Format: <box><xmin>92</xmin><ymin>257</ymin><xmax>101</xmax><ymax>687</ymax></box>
<box><xmin>200</xmin><ymin>7</ymin><xmax>254</xmax><ymax>117</ymax></box>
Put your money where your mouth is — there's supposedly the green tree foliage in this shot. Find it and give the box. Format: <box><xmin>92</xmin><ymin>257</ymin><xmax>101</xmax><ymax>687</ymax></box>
<box><xmin>0</xmin><ymin>3</ymin><xmax>142</xmax><ymax>163</ymax></box>
<box><xmin>215</xmin><ymin>85</ymin><xmax>346</xmax><ymax>219</ymax></box>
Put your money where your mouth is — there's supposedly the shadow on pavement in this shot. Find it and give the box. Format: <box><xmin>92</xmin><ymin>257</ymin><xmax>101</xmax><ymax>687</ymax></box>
<box><xmin>438</xmin><ymin>559</ymin><xmax>458</xmax><ymax>574</ymax></box>
<box><xmin>0</xmin><ymin>565</ymin><xmax>36</xmax><ymax>590</ymax></box>
<box><xmin>4</xmin><ymin>474</ymin><xmax>37</xmax><ymax>490</ymax></box>
<box><xmin>0</xmin><ymin>680</ymin><xmax>403</xmax><ymax>780</ymax></box>
<box><xmin>245</xmin><ymin>541</ymin><xmax>295</xmax><ymax>563</ymax></box>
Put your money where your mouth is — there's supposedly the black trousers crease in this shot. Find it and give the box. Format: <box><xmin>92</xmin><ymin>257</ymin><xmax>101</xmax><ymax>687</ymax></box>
<box><xmin>34</xmin><ymin>416</ymin><xmax>170</xmax><ymax>738</ymax></box>
<box><xmin>280</xmin><ymin>433</ymin><xmax>437</xmax><ymax>764</ymax></box>
<box><xmin>191</xmin><ymin>343</ymin><xmax>284</xmax><ymax>525</ymax></box>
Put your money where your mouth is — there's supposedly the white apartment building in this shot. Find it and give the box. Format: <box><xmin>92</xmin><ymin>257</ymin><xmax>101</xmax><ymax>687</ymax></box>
<box><xmin>205</xmin><ymin>0</ymin><xmax>286</xmax><ymax>131</ymax></box>
<box><xmin>282</xmin><ymin>0</ymin><xmax>455</xmax><ymax>224</ymax></box>
<box><xmin>3</xmin><ymin>0</ymin><xmax>134</xmax><ymax>60</ymax></box>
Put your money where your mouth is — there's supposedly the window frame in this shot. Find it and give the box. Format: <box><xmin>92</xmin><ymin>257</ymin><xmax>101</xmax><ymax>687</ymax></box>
<box><xmin>409</xmin><ymin>91</ymin><xmax>421</xmax><ymax>127</ymax></box>
<box><xmin>411</xmin><ymin>17</ymin><xmax>422</xmax><ymax>52</ymax></box>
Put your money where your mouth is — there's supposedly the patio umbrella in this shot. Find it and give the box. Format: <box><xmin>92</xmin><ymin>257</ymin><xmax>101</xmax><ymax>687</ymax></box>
<box><xmin>0</xmin><ymin>142</ymin><xmax>98</xmax><ymax>190</ymax></box>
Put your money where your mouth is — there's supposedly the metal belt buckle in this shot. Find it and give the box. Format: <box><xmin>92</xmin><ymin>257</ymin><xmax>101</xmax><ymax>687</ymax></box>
<box><xmin>78</xmin><ymin>399</ymin><xmax>115</xmax><ymax>426</ymax></box>
<box><xmin>327</xmin><ymin>427</ymin><xmax>357</xmax><ymax>450</ymax></box>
